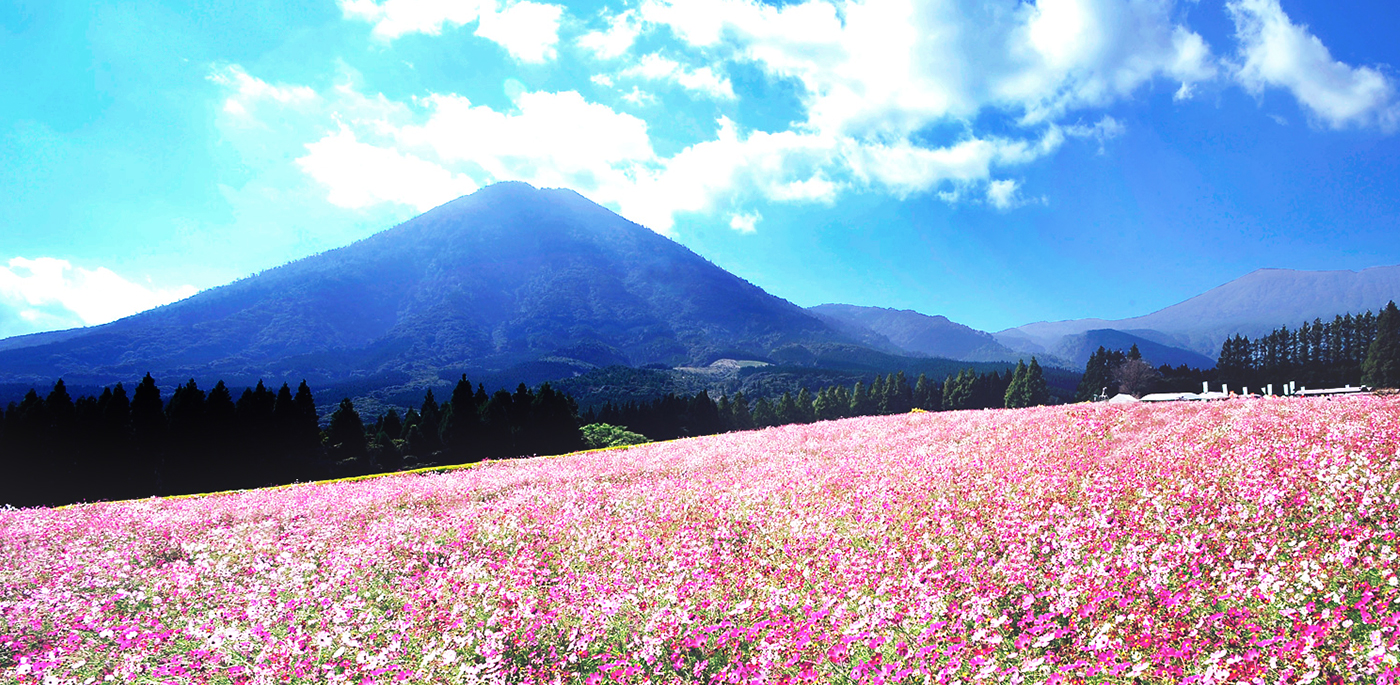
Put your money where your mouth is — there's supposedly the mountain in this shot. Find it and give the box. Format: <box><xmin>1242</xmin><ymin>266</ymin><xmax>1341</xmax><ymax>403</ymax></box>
<box><xmin>0</xmin><ymin>183</ymin><xmax>856</xmax><ymax>391</ymax></box>
<box><xmin>997</xmin><ymin>266</ymin><xmax>1400</xmax><ymax>360</ymax></box>
<box><xmin>1046</xmin><ymin>329</ymin><xmax>1216</xmax><ymax>369</ymax></box>
<box><xmin>807</xmin><ymin>304</ymin><xmax>1021</xmax><ymax>362</ymax></box>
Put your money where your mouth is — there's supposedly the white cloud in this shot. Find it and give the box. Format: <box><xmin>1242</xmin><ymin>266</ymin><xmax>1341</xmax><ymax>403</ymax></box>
<box><xmin>0</xmin><ymin>257</ymin><xmax>197</xmax><ymax>337</ymax></box>
<box><xmin>985</xmin><ymin>179</ymin><xmax>1021</xmax><ymax>210</ymax></box>
<box><xmin>1064</xmin><ymin>114</ymin><xmax>1126</xmax><ymax>153</ymax></box>
<box><xmin>476</xmin><ymin>1</ymin><xmax>565</xmax><ymax>62</ymax></box>
<box><xmin>638</xmin><ymin>0</ymin><xmax>1216</xmax><ymax>135</ymax></box>
<box><xmin>208</xmin><ymin>65</ymin><xmax>319</xmax><ymax>119</ymax></box>
<box><xmin>297</xmin><ymin>128</ymin><xmax>479</xmax><ymax>211</ymax></box>
<box><xmin>621</xmin><ymin>53</ymin><xmax>736</xmax><ymax>100</ymax></box>
<box><xmin>1227</xmin><ymin>0</ymin><xmax>1398</xmax><ymax>131</ymax></box>
<box><xmin>728</xmin><ymin>210</ymin><xmax>761</xmax><ymax>233</ymax></box>
<box><xmin>339</xmin><ymin>0</ymin><xmax>564</xmax><ymax>63</ymax></box>
<box><xmin>621</xmin><ymin>87</ymin><xmax>658</xmax><ymax>106</ymax></box>
<box><xmin>591</xmin><ymin>74</ymin><xmax>615</xmax><ymax>88</ymax></box>
<box><xmin>578</xmin><ymin>9</ymin><xmax>641</xmax><ymax>60</ymax></box>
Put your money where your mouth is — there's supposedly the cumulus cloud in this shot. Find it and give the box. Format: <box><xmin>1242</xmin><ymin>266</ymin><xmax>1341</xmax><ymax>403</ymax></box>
<box><xmin>985</xmin><ymin>179</ymin><xmax>1022</xmax><ymax>210</ymax></box>
<box><xmin>728</xmin><ymin>210</ymin><xmax>761</xmax><ymax>233</ymax></box>
<box><xmin>638</xmin><ymin>0</ymin><xmax>1216</xmax><ymax>134</ymax></box>
<box><xmin>0</xmin><ymin>258</ymin><xmax>197</xmax><ymax>337</ymax></box>
<box><xmin>621</xmin><ymin>53</ymin><xmax>736</xmax><ymax>100</ymax></box>
<box><xmin>578</xmin><ymin>9</ymin><xmax>641</xmax><ymax>60</ymax></box>
<box><xmin>297</xmin><ymin>128</ymin><xmax>479</xmax><ymax>212</ymax></box>
<box><xmin>1227</xmin><ymin>0</ymin><xmax>1398</xmax><ymax>130</ymax></box>
<box><xmin>339</xmin><ymin>0</ymin><xmax>564</xmax><ymax>62</ymax></box>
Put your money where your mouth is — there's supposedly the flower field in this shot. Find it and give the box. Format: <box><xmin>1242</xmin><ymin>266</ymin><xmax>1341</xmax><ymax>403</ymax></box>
<box><xmin>3</xmin><ymin>396</ymin><xmax>1400</xmax><ymax>684</ymax></box>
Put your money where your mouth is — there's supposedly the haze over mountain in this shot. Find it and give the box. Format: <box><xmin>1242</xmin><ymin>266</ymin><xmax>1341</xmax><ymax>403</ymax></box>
<box><xmin>0</xmin><ymin>183</ymin><xmax>861</xmax><ymax>390</ymax></box>
<box><xmin>807</xmin><ymin>305</ymin><xmax>1019</xmax><ymax>362</ymax></box>
<box><xmin>997</xmin><ymin>266</ymin><xmax>1400</xmax><ymax>359</ymax></box>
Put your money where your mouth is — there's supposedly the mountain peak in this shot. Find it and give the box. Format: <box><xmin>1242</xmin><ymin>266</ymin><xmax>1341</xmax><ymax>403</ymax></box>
<box><xmin>0</xmin><ymin>185</ymin><xmax>842</xmax><ymax>388</ymax></box>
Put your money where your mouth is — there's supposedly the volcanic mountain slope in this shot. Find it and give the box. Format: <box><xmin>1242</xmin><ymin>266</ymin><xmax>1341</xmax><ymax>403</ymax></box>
<box><xmin>0</xmin><ymin>183</ymin><xmax>853</xmax><ymax>389</ymax></box>
<box><xmin>998</xmin><ymin>265</ymin><xmax>1400</xmax><ymax>359</ymax></box>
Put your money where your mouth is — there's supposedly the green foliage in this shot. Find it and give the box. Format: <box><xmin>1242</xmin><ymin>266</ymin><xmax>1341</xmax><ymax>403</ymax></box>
<box><xmin>581</xmin><ymin>423</ymin><xmax>652</xmax><ymax>450</ymax></box>
<box><xmin>1362</xmin><ymin>301</ymin><xmax>1400</xmax><ymax>388</ymax></box>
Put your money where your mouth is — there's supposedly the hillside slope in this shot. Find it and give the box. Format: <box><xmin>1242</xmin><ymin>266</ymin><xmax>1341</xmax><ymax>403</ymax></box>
<box><xmin>0</xmin><ymin>183</ymin><xmax>849</xmax><ymax>388</ymax></box>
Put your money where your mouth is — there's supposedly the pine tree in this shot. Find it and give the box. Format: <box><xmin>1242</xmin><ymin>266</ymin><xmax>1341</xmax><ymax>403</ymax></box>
<box><xmin>1004</xmin><ymin>360</ymin><xmax>1030</xmax><ymax>408</ymax></box>
<box><xmin>441</xmin><ymin>375</ymin><xmax>480</xmax><ymax>462</ymax></box>
<box><xmin>752</xmin><ymin>397</ymin><xmax>777</xmax><ymax>428</ymax></box>
<box><xmin>418</xmin><ymin>389</ymin><xmax>443</xmax><ymax>454</ymax></box>
<box><xmin>730</xmin><ymin>391</ymin><xmax>754</xmax><ymax>430</ymax></box>
<box><xmin>1026</xmin><ymin>357</ymin><xmax>1050</xmax><ymax>406</ymax></box>
<box><xmin>776</xmin><ymin>392</ymin><xmax>799</xmax><ymax>425</ymax></box>
<box><xmin>292</xmin><ymin>380</ymin><xmax>321</xmax><ymax>456</ymax></box>
<box><xmin>716</xmin><ymin>392</ymin><xmax>739</xmax><ymax>428</ymax></box>
<box><xmin>850</xmin><ymin>382</ymin><xmax>871</xmax><ymax>416</ymax></box>
<box><xmin>328</xmin><ymin>398</ymin><xmax>367</xmax><ymax>461</ymax></box>
<box><xmin>1362</xmin><ymin>301</ymin><xmax>1400</xmax><ymax>388</ymax></box>
<box><xmin>943</xmin><ymin>370</ymin><xmax>973</xmax><ymax>410</ymax></box>
<box><xmin>795</xmin><ymin>387</ymin><xmax>816</xmax><ymax>423</ymax></box>
<box><xmin>130</xmin><ymin>373</ymin><xmax>166</xmax><ymax>493</ymax></box>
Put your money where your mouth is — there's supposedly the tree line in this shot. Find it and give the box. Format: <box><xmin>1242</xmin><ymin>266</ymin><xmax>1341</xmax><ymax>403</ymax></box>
<box><xmin>1216</xmin><ymin>301</ymin><xmax>1399</xmax><ymax>390</ymax></box>
<box><xmin>3</xmin><ymin>359</ymin><xmax>1069</xmax><ymax>508</ymax></box>
<box><xmin>583</xmin><ymin>361</ymin><xmax>1052</xmax><ymax>442</ymax></box>
<box><xmin>0</xmin><ymin>374</ymin><xmax>584</xmax><ymax>508</ymax></box>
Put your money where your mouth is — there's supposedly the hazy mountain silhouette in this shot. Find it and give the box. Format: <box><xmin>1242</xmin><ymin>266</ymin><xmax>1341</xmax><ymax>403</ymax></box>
<box><xmin>807</xmin><ymin>304</ymin><xmax>1020</xmax><ymax>362</ymax></box>
<box><xmin>0</xmin><ymin>183</ymin><xmax>853</xmax><ymax>389</ymax></box>
<box><xmin>997</xmin><ymin>265</ymin><xmax>1400</xmax><ymax>359</ymax></box>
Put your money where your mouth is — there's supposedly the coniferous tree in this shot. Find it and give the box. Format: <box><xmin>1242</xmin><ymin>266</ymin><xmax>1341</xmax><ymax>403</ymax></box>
<box><xmin>795</xmin><ymin>387</ymin><xmax>816</xmax><ymax>423</ymax></box>
<box><xmin>1004</xmin><ymin>360</ymin><xmax>1031</xmax><ymax>409</ymax></box>
<box><xmin>165</xmin><ymin>379</ymin><xmax>208</xmax><ymax>492</ymax></box>
<box><xmin>730</xmin><ymin>391</ymin><xmax>755</xmax><ymax>431</ymax></box>
<box><xmin>418</xmin><ymin>389</ymin><xmax>443</xmax><ymax>454</ymax></box>
<box><xmin>131</xmin><ymin>373</ymin><xmax>166</xmax><ymax>492</ymax></box>
<box><xmin>1026</xmin><ymin>357</ymin><xmax>1050</xmax><ymax>406</ymax></box>
<box><xmin>888</xmin><ymin>371</ymin><xmax>913</xmax><ymax>414</ymax></box>
<box><xmin>1363</xmin><ymin>301</ymin><xmax>1400</xmax><ymax>388</ymax></box>
<box><xmin>441</xmin><ymin>375</ymin><xmax>480</xmax><ymax>463</ymax></box>
<box><xmin>328</xmin><ymin>398</ymin><xmax>367</xmax><ymax>464</ymax></box>
<box><xmin>850</xmin><ymin>382</ymin><xmax>872</xmax><ymax>416</ymax></box>
<box><xmin>776</xmin><ymin>392</ymin><xmax>799</xmax><ymax>425</ymax></box>
<box><xmin>43</xmin><ymin>380</ymin><xmax>78</xmax><ymax>500</ymax></box>
<box><xmin>534</xmin><ymin>382</ymin><xmax>584</xmax><ymax>455</ymax></box>
<box><xmin>291</xmin><ymin>380</ymin><xmax>322</xmax><ymax>467</ymax></box>
<box><xmin>687</xmin><ymin>390</ymin><xmax>722</xmax><ymax>436</ymax></box>
<box><xmin>913</xmin><ymin>373</ymin><xmax>940</xmax><ymax>411</ymax></box>
<box><xmin>943</xmin><ymin>370</ymin><xmax>973</xmax><ymax>410</ymax></box>
<box><xmin>752</xmin><ymin>397</ymin><xmax>778</xmax><ymax>428</ymax></box>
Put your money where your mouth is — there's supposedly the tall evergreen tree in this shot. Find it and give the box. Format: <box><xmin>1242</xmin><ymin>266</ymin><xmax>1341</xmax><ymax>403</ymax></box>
<box><xmin>729</xmin><ymin>391</ymin><xmax>754</xmax><ymax>431</ymax></box>
<box><xmin>1004</xmin><ymin>360</ymin><xmax>1031</xmax><ymax>408</ymax></box>
<box><xmin>1363</xmin><ymin>301</ymin><xmax>1400</xmax><ymax>388</ymax></box>
<box><xmin>327</xmin><ymin>398</ymin><xmax>367</xmax><ymax>462</ymax></box>
<box><xmin>441</xmin><ymin>375</ymin><xmax>480</xmax><ymax>462</ymax></box>
<box><xmin>943</xmin><ymin>370</ymin><xmax>972</xmax><ymax>410</ymax></box>
<box><xmin>1026</xmin><ymin>357</ymin><xmax>1050</xmax><ymax>406</ymax></box>
<box><xmin>418</xmin><ymin>389</ymin><xmax>443</xmax><ymax>454</ymax></box>
<box><xmin>752</xmin><ymin>397</ymin><xmax>778</xmax><ymax>428</ymax></box>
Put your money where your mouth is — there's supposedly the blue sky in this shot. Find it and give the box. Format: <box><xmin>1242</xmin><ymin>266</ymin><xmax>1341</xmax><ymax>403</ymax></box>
<box><xmin>2</xmin><ymin>0</ymin><xmax>1398</xmax><ymax>339</ymax></box>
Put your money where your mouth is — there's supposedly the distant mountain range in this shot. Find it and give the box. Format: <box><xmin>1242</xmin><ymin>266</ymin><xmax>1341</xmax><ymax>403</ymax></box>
<box><xmin>1</xmin><ymin>182</ymin><xmax>1396</xmax><ymax>408</ymax></box>
<box><xmin>807</xmin><ymin>305</ymin><xmax>1020</xmax><ymax>362</ymax></box>
<box><xmin>996</xmin><ymin>265</ymin><xmax>1400</xmax><ymax>359</ymax></box>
